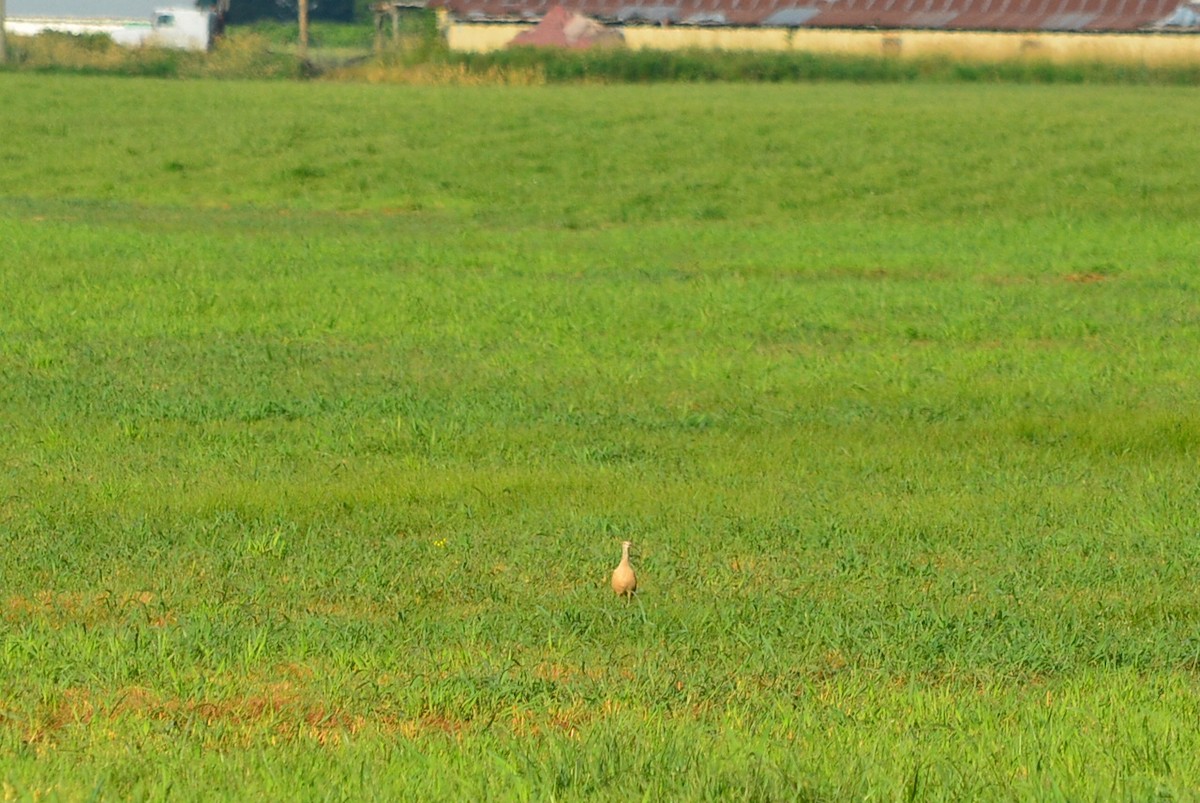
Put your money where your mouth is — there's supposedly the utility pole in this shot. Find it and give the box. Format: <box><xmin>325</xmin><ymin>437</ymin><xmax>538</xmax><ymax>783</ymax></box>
<box><xmin>298</xmin><ymin>0</ymin><xmax>308</xmax><ymax>60</ymax></box>
<box><xmin>1</xmin><ymin>0</ymin><xmax>8</xmax><ymax>66</ymax></box>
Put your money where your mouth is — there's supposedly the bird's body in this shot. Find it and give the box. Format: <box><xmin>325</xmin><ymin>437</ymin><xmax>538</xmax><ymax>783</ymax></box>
<box><xmin>611</xmin><ymin>540</ymin><xmax>637</xmax><ymax>598</ymax></box>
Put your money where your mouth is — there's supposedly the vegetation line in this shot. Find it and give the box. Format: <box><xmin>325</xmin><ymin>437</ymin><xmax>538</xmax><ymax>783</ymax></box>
<box><xmin>0</xmin><ymin>16</ymin><xmax>1198</xmax><ymax>84</ymax></box>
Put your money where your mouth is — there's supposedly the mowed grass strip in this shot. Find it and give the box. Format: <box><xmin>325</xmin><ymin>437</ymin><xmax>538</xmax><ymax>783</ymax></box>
<box><xmin>1</xmin><ymin>75</ymin><xmax>1199</xmax><ymax>799</ymax></box>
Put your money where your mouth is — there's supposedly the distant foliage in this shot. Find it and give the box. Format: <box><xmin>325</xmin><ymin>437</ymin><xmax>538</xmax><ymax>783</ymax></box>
<box><xmin>196</xmin><ymin>30</ymin><xmax>309</xmax><ymax>78</ymax></box>
<box><xmin>2</xmin><ymin>30</ymin><xmax>304</xmax><ymax>79</ymax></box>
<box><xmin>3</xmin><ymin>32</ymin><xmax>182</xmax><ymax>76</ymax></box>
<box><xmin>223</xmin><ymin>0</ymin><xmax>358</xmax><ymax>23</ymax></box>
<box><xmin>451</xmin><ymin>46</ymin><xmax>1200</xmax><ymax>85</ymax></box>
<box><xmin>241</xmin><ymin>19</ymin><xmax>379</xmax><ymax>49</ymax></box>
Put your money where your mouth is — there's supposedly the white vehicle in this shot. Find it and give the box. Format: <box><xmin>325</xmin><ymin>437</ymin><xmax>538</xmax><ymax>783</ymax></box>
<box><xmin>7</xmin><ymin>7</ymin><xmax>216</xmax><ymax>51</ymax></box>
<box><xmin>145</xmin><ymin>7</ymin><xmax>217</xmax><ymax>51</ymax></box>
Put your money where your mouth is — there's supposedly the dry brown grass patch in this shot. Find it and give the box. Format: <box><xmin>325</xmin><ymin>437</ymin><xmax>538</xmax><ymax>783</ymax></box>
<box><xmin>326</xmin><ymin>62</ymin><xmax>545</xmax><ymax>86</ymax></box>
<box><xmin>1064</xmin><ymin>272</ymin><xmax>1109</xmax><ymax>284</ymax></box>
<box><xmin>3</xmin><ymin>590</ymin><xmax>175</xmax><ymax>628</ymax></box>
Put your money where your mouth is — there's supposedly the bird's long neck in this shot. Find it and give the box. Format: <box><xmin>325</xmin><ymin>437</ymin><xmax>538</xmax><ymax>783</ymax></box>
<box><xmin>621</xmin><ymin>543</ymin><xmax>631</xmax><ymax>562</ymax></box>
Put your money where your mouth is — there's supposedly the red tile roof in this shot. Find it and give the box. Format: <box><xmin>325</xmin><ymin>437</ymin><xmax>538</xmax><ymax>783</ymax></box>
<box><xmin>509</xmin><ymin>3</ymin><xmax>626</xmax><ymax>44</ymax></box>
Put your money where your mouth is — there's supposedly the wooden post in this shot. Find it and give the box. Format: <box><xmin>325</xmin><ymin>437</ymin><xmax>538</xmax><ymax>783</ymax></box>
<box><xmin>0</xmin><ymin>0</ymin><xmax>8</xmax><ymax>65</ymax></box>
<box><xmin>298</xmin><ymin>0</ymin><xmax>309</xmax><ymax>59</ymax></box>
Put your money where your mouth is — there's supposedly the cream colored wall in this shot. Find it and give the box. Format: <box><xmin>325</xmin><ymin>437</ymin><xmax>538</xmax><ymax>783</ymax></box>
<box><xmin>623</xmin><ymin>26</ymin><xmax>794</xmax><ymax>51</ymax></box>
<box><xmin>446</xmin><ymin>23</ymin><xmax>532</xmax><ymax>53</ymax></box>
<box><xmin>763</xmin><ymin>28</ymin><xmax>1200</xmax><ymax>65</ymax></box>
<box><xmin>447</xmin><ymin>21</ymin><xmax>1200</xmax><ymax>65</ymax></box>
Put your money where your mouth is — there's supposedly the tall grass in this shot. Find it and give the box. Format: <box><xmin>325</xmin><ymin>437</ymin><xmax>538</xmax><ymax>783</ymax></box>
<box><xmin>450</xmin><ymin>45</ymin><xmax>1200</xmax><ymax>84</ymax></box>
<box><xmin>342</xmin><ymin>37</ymin><xmax>1200</xmax><ymax>85</ymax></box>
<box><xmin>1</xmin><ymin>30</ymin><xmax>304</xmax><ymax>79</ymax></box>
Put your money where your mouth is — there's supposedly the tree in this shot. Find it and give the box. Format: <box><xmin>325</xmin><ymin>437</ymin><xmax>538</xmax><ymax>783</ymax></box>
<box><xmin>215</xmin><ymin>0</ymin><xmax>357</xmax><ymax>23</ymax></box>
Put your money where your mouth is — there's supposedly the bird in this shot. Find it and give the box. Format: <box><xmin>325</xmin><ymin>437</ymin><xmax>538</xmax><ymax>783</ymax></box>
<box><xmin>611</xmin><ymin>540</ymin><xmax>637</xmax><ymax>598</ymax></box>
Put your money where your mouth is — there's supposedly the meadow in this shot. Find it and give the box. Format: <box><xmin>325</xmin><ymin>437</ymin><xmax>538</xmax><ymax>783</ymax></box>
<box><xmin>1</xmin><ymin>74</ymin><xmax>1200</xmax><ymax>799</ymax></box>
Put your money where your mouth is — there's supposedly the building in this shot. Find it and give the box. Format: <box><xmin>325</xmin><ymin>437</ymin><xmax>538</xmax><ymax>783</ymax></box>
<box><xmin>416</xmin><ymin>0</ymin><xmax>1200</xmax><ymax>60</ymax></box>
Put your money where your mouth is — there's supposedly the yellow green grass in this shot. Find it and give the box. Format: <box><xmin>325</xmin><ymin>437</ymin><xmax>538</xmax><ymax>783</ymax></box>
<box><xmin>1</xmin><ymin>75</ymin><xmax>1200</xmax><ymax>799</ymax></box>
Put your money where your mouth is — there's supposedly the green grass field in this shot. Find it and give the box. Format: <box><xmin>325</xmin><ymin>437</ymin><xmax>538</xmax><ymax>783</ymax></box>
<box><xmin>2</xmin><ymin>74</ymin><xmax>1200</xmax><ymax>799</ymax></box>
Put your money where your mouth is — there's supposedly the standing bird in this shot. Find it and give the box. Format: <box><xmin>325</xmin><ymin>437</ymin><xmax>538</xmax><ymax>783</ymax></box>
<box><xmin>611</xmin><ymin>540</ymin><xmax>637</xmax><ymax>598</ymax></box>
